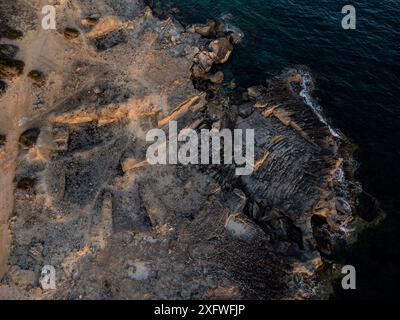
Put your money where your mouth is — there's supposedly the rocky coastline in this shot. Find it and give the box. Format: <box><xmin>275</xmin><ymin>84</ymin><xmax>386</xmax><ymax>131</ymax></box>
<box><xmin>0</xmin><ymin>0</ymin><xmax>363</xmax><ymax>299</ymax></box>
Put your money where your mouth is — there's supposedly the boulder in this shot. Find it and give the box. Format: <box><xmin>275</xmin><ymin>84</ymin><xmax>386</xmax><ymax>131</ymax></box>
<box><xmin>192</xmin><ymin>51</ymin><xmax>215</xmax><ymax>79</ymax></box>
<box><xmin>209</xmin><ymin>38</ymin><xmax>233</xmax><ymax>64</ymax></box>
<box><xmin>197</xmin><ymin>51</ymin><xmax>214</xmax><ymax>72</ymax></box>
<box><xmin>215</xmin><ymin>21</ymin><xmax>228</xmax><ymax>34</ymax></box>
<box><xmin>260</xmin><ymin>208</ymin><xmax>303</xmax><ymax>247</ymax></box>
<box><xmin>247</xmin><ymin>86</ymin><xmax>264</xmax><ymax>98</ymax></box>
<box><xmin>194</xmin><ymin>20</ymin><xmax>216</xmax><ymax>37</ymax></box>
<box><xmin>229</xmin><ymin>31</ymin><xmax>244</xmax><ymax>44</ymax></box>
<box><xmin>206</xmin><ymin>71</ymin><xmax>224</xmax><ymax>84</ymax></box>
<box><xmin>143</xmin><ymin>6</ymin><xmax>153</xmax><ymax>18</ymax></box>
<box><xmin>238</xmin><ymin>102</ymin><xmax>254</xmax><ymax>118</ymax></box>
<box><xmin>224</xmin><ymin>188</ymin><xmax>247</xmax><ymax>213</ymax></box>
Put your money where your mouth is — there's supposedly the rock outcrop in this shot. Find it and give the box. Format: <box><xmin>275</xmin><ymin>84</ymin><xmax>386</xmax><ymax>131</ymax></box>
<box><xmin>0</xmin><ymin>0</ymin><xmax>360</xmax><ymax>300</ymax></box>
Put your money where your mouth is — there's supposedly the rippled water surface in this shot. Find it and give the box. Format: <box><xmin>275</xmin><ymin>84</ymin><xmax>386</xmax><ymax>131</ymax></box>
<box><xmin>159</xmin><ymin>0</ymin><xmax>400</xmax><ymax>298</ymax></box>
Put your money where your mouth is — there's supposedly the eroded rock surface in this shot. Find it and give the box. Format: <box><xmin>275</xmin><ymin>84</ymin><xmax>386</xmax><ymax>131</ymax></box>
<box><xmin>0</xmin><ymin>0</ymin><xmax>361</xmax><ymax>300</ymax></box>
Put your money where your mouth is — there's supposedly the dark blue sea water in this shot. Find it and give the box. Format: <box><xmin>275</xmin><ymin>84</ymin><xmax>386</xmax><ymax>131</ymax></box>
<box><xmin>159</xmin><ymin>0</ymin><xmax>400</xmax><ymax>298</ymax></box>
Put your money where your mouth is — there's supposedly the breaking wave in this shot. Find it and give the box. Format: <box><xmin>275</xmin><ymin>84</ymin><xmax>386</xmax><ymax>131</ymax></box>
<box><xmin>299</xmin><ymin>72</ymin><xmax>341</xmax><ymax>138</ymax></box>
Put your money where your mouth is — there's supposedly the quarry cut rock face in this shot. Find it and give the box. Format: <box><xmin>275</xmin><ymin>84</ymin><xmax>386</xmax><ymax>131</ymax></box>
<box><xmin>0</xmin><ymin>0</ymin><xmax>360</xmax><ymax>299</ymax></box>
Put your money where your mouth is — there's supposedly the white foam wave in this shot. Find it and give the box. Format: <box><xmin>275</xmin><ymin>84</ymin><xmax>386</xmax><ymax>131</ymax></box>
<box><xmin>299</xmin><ymin>73</ymin><xmax>341</xmax><ymax>138</ymax></box>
